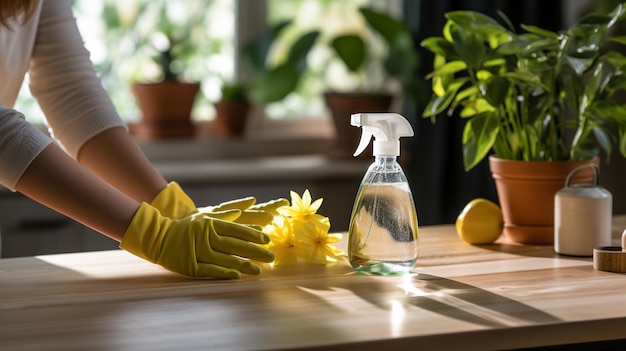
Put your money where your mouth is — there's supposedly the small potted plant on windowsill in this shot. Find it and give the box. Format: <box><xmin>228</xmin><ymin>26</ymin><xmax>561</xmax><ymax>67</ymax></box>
<box><xmin>100</xmin><ymin>1</ymin><xmax>211</xmax><ymax>140</ymax></box>
<box><xmin>322</xmin><ymin>6</ymin><xmax>419</xmax><ymax>158</ymax></box>
<box><xmin>421</xmin><ymin>4</ymin><xmax>626</xmax><ymax>244</ymax></box>
<box><xmin>209</xmin><ymin>20</ymin><xmax>319</xmax><ymax>138</ymax></box>
<box><xmin>129</xmin><ymin>1</ymin><xmax>210</xmax><ymax>140</ymax></box>
<box><xmin>131</xmin><ymin>43</ymin><xmax>201</xmax><ymax>140</ymax></box>
<box><xmin>212</xmin><ymin>81</ymin><xmax>250</xmax><ymax>138</ymax></box>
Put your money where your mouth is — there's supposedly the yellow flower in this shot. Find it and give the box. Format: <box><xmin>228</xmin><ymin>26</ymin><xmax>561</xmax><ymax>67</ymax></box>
<box><xmin>264</xmin><ymin>216</ymin><xmax>307</xmax><ymax>267</ymax></box>
<box><xmin>278</xmin><ymin>190</ymin><xmax>328</xmax><ymax>230</ymax></box>
<box><xmin>265</xmin><ymin>189</ymin><xmax>344</xmax><ymax>267</ymax></box>
<box><xmin>278</xmin><ymin>189</ymin><xmax>321</xmax><ymax>219</ymax></box>
<box><xmin>299</xmin><ymin>222</ymin><xmax>345</xmax><ymax>264</ymax></box>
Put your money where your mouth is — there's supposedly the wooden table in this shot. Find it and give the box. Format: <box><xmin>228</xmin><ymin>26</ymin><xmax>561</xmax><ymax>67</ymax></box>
<box><xmin>2</xmin><ymin>217</ymin><xmax>626</xmax><ymax>351</ymax></box>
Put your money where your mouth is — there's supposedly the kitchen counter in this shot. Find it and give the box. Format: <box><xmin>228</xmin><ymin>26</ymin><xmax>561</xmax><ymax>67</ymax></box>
<box><xmin>1</xmin><ymin>216</ymin><xmax>626</xmax><ymax>350</ymax></box>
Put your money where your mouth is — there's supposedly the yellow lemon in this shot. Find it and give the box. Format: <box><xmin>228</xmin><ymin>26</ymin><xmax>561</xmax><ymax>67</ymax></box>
<box><xmin>455</xmin><ymin>198</ymin><xmax>503</xmax><ymax>244</ymax></box>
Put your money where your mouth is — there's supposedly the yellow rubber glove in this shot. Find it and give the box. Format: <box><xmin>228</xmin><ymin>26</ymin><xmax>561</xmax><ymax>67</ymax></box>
<box><xmin>199</xmin><ymin>197</ymin><xmax>289</xmax><ymax>226</ymax></box>
<box><xmin>120</xmin><ymin>202</ymin><xmax>274</xmax><ymax>278</ymax></box>
<box><xmin>150</xmin><ymin>182</ymin><xmax>199</xmax><ymax>218</ymax></box>
<box><xmin>150</xmin><ymin>182</ymin><xmax>242</xmax><ymax>221</ymax></box>
<box><xmin>152</xmin><ymin>182</ymin><xmax>288</xmax><ymax>226</ymax></box>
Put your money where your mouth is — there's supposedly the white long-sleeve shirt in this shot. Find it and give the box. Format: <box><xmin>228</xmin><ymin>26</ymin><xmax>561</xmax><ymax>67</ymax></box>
<box><xmin>0</xmin><ymin>0</ymin><xmax>125</xmax><ymax>190</ymax></box>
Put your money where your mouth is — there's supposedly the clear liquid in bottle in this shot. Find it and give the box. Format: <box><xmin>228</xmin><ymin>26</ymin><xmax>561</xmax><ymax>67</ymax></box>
<box><xmin>348</xmin><ymin>169</ymin><xmax>419</xmax><ymax>275</ymax></box>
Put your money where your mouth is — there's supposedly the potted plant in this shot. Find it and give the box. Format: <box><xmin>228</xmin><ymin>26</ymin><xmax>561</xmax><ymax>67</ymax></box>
<box><xmin>323</xmin><ymin>6</ymin><xmax>419</xmax><ymax>158</ymax></box>
<box><xmin>213</xmin><ymin>81</ymin><xmax>250</xmax><ymax>138</ymax></box>
<box><xmin>421</xmin><ymin>4</ymin><xmax>626</xmax><ymax>244</ymax></box>
<box><xmin>209</xmin><ymin>20</ymin><xmax>319</xmax><ymax>138</ymax></box>
<box><xmin>131</xmin><ymin>45</ymin><xmax>201</xmax><ymax>140</ymax></box>
<box><xmin>100</xmin><ymin>1</ymin><xmax>211</xmax><ymax>139</ymax></box>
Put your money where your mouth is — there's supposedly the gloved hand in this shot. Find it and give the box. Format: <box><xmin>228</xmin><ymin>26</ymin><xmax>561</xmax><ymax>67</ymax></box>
<box><xmin>199</xmin><ymin>197</ymin><xmax>289</xmax><ymax>226</ymax></box>
<box><xmin>151</xmin><ymin>182</ymin><xmax>288</xmax><ymax>226</ymax></box>
<box><xmin>150</xmin><ymin>182</ymin><xmax>200</xmax><ymax>218</ymax></box>
<box><xmin>120</xmin><ymin>202</ymin><xmax>275</xmax><ymax>278</ymax></box>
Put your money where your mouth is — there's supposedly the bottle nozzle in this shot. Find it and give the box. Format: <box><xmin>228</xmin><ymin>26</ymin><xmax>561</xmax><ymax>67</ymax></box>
<box><xmin>351</xmin><ymin>113</ymin><xmax>413</xmax><ymax>157</ymax></box>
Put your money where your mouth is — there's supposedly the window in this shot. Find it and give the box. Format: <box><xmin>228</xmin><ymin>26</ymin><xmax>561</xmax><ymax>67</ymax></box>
<box><xmin>263</xmin><ymin>0</ymin><xmax>402</xmax><ymax>120</ymax></box>
<box><xmin>15</xmin><ymin>0</ymin><xmax>401</xmax><ymax>138</ymax></box>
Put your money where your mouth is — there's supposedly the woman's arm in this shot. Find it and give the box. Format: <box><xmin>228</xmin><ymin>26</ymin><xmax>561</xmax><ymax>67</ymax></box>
<box><xmin>27</xmin><ymin>0</ymin><xmax>168</xmax><ymax>204</ymax></box>
<box><xmin>77</xmin><ymin>127</ymin><xmax>168</xmax><ymax>204</ymax></box>
<box><xmin>13</xmin><ymin>141</ymin><xmax>276</xmax><ymax>279</ymax></box>
<box><xmin>15</xmin><ymin>142</ymin><xmax>139</xmax><ymax>241</ymax></box>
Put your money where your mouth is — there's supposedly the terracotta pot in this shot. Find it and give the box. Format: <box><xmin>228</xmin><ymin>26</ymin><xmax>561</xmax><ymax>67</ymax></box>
<box><xmin>324</xmin><ymin>92</ymin><xmax>393</xmax><ymax>159</ymax></box>
<box><xmin>131</xmin><ymin>81</ymin><xmax>200</xmax><ymax>139</ymax></box>
<box><xmin>213</xmin><ymin>99</ymin><xmax>251</xmax><ymax>137</ymax></box>
<box><xmin>489</xmin><ymin>156</ymin><xmax>599</xmax><ymax>245</ymax></box>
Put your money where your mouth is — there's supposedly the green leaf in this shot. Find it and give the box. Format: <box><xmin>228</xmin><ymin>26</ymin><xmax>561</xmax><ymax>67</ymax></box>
<box><xmin>453</xmin><ymin>85</ymin><xmax>479</xmax><ymax>106</ymax></box>
<box><xmin>449</xmin><ymin>24</ymin><xmax>485</xmax><ymax>70</ymax></box>
<box><xmin>592</xmin><ymin>126</ymin><xmax>613</xmax><ymax>156</ymax></box>
<box><xmin>607</xmin><ymin>35</ymin><xmax>626</xmax><ymax>46</ymax></box>
<box><xmin>425</xmin><ymin>60</ymin><xmax>467</xmax><ymax>79</ymax></box>
<box><xmin>286</xmin><ymin>30</ymin><xmax>320</xmax><ymax>74</ymax></box>
<box><xmin>360</xmin><ymin>7</ymin><xmax>406</xmax><ymax>45</ymax></box>
<box><xmin>459</xmin><ymin>97</ymin><xmax>495</xmax><ymax>117</ymax></box>
<box><xmin>220</xmin><ymin>81</ymin><xmax>247</xmax><ymax>101</ymax></box>
<box><xmin>605</xmin><ymin>74</ymin><xmax>626</xmax><ymax>93</ymax></box>
<box><xmin>502</xmin><ymin>71</ymin><xmax>545</xmax><ymax>88</ymax></box>
<box><xmin>587</xmin><ymin>100</ymin><xmax>626</xmax><ymax>122</ymax></box>
<box><xmin>422</xmin><ymin>79</ymin><xmax>466</xmax><ymax>118</ymax></box>
<box><xmin>620</xmin><ymin>125</ymin><xmax>626</xmax><ymax>157</ymax></box>
<box><xmin>102</xmin><ymin>3</ymin><xmax>122</xmax><ymax>28</ymax></box>
<box><xmin>421</xmin><ymin>37</ymin><xmax>457</xmax><ymax>58</ymax></box>
<box><xmin>330</xmin><ymin>35</ymin><xmax>365</xmax><ymax>72</ymax></box>
<box><xmin>520</xmin><ymin>24</ymin><xmax>559</xmax><ymax>39</ymax></box>
<box><xmin>462</xmin><ymin>111</ymin><xmax>501</xmax><ymax>171</ymax></box>
<box><xmin>242</xmin><ymin>20</ymin><xmax>291</xmax><ymax>74</ymax></box>
<box><xmin>522</xmin><ymin>38</ymin><xmax>559</xmax><ymax>54</ymax></box>
<box><xmin>360</xmin><ymin>8</ymin><xmax>418</xmax><ymax>91</ymax></box>
<box><xmin>249</xmin><ymin>65</ymin><xmax>298</xmax><ymax>103</ymax></box>
<box><xmin>577</xmin><ymin>2</ymin><xmax>624</xmax><ymax>28</ymax></box>
<box><xmin>572</xmin><ymin>135</ymin><xmax>601</xmax><ymax>160</ymax></box>
<box><xmin>480</xmin><ymin>75</ymin><xmax>509</xmax><ymax>107</ymax></box>
<box><xmin>601</xmin><ymin>51</ymin><xmax>626</xmax><ymax>69</ymax></box>
<box><xmin>582</xmin><ymin>63</ymin><xmax>605</xmax><ymax>110</ymax></box>
<box><xmin>446</xmin><ymin>11</ymin><xmax>509</xmax><ymax>36</ymax></box>
<box><xmin>495</xmin><ymin>39</ymin><xmax>532</xmax><ymax>55</ymax></box>
<box><xmin>560</xmin><ymin>65</ymin><xmax>583</xmax><ymax>113</ymax></box>
<box><xmin>385</xmin><ymin>33</ymin><xmax>418</xmax><ymax>78</ymax></box>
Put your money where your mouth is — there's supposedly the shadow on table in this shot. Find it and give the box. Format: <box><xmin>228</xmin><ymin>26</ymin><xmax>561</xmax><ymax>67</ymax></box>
<box><xmin>405</xmin><ymin>273</ymin><xmax>560</xmax><ymax>326</ymax></box>
<box><xmin>295</xmin><ymin>271</ymin><xmax>561</xmax><ymax>329</ymax></box>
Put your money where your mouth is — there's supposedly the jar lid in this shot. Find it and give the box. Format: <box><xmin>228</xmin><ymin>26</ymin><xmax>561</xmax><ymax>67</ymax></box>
<box><xmin>557</xmin><ymin>185</ymin><xmax>612</xmax><ymax>199</ymax></box>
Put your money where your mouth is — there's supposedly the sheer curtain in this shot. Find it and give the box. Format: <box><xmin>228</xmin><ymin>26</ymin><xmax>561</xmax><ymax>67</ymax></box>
<box><xmin>401</xmin><ymin>0</ymin><xmax>564</xmax><ymax>225</ymax></box>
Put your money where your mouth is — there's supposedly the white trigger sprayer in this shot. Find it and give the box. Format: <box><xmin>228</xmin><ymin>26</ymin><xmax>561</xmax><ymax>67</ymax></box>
<box><xmin>351</xmin><ymin>113</ymin><xmax>414</xmax><ymax>157</ymax></box>
<box><xmin>348</xmin><ymin>112</ymin><xmax>419</xmax><ymax>275</ymax></box>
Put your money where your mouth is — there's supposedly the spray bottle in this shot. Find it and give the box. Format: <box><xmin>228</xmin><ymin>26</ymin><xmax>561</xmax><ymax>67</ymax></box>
<box><xmin>348</xmin><ymin>112</ymin><xmax>419</xmax><ymax>275</ymax></box>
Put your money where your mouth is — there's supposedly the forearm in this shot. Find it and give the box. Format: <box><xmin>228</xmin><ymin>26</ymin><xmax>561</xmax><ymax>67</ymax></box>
<box><xmin>77</xmin><ymin>127</ymin><xmax>168</xmax><ymax>204</ymax></box>
<box><xmin>15</xmin><ymin>143</ymin><xmax>139</xmax><ymax>241</ymax></box>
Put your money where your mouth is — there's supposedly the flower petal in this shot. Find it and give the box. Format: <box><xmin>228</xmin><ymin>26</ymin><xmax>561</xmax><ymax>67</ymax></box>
<box><xmin>309</xmin><ymin>197</ymin><xmax>323</xmax><ymax>212</ymax></box>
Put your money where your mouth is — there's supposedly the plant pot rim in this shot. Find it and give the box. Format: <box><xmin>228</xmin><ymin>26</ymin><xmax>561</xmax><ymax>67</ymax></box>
<box><xmin>132</xmin><ymin>80</ymin><xmax>200</xmax><ymax>87</ymax></box>
<box><xmin>323</xmin><ymin>91</ymin><xmax>393</xmax><ymax>98</ymax></box>
<box><xmin>488</xmin><ymin>155</ymin><xmax>600</xmax><ymax>164</ymax></box>
<box><xmin>489</xmin><ymin>155</ymin><xmax>600</xmax><ymax>179</ymax></box>
<box><xmin>214</xmin><ymin>99</ymin><xmax>250</xmax><ymax>105</ymax></box>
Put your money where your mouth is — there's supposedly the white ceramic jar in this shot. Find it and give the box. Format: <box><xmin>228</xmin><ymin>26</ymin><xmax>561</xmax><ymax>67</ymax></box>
<box><xmin>554</xmin><ymin>164</ymin><xmax>612</xmax><ymax>256</ymax></box>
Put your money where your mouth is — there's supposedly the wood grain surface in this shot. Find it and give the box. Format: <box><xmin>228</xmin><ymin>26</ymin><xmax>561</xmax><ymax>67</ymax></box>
<box><xmin>1</xmin><ymin>216</ymin><xmax>626</xmax><ymax>351</ymax></box>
